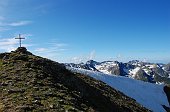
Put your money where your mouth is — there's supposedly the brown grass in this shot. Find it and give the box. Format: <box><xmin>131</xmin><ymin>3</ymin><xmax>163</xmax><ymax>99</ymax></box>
<box><xmin>0</xmin><ymin>102</ymin><xmax>4</xmax><ymax>112</ymax></box>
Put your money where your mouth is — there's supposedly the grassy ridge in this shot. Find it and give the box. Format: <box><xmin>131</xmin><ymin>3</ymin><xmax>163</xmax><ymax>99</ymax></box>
<box><xmin>0</xmin><ymin>47</ymin><xmax>150</xmax><ymax>112</ymax></box>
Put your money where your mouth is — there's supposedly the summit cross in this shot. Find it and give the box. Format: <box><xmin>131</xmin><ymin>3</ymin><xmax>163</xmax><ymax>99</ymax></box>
<box><xmin>15</xmin><ymin>34</ymin><xmax>25</xmax><ymax>47</ymax></box>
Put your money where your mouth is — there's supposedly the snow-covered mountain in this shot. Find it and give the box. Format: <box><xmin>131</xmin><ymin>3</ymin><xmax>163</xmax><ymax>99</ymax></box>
<box><xmin>65</xmin><ymin>60</ymin><xmax>170</xmax><ymax>84</ymax></box>
<box><xmin>67</xmin><ymin>67</ymin><xmax>170</xmax><ymax>112</ymax></box>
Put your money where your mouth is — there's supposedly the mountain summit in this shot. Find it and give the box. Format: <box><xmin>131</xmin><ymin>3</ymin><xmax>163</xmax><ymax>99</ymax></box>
<box><xmin>13</xmin><ymin>47</ymin><xmax>32</xmax><ymax>55</ymax></box>
<box><xmin>0</xmin><ymin>47</ymin><xmax>150</xmax><ymax>112</ymax></box>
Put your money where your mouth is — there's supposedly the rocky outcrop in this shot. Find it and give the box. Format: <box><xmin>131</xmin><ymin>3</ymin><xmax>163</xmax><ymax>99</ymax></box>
<box><xmin>13</xmin><ymin>47</ymin><xmax>32</xmax><ymax>55</ymax></box>
<box><xmin>163</xmin><ymin>85</ymin><xmax>170</xmax><ymax>111</ymax></box>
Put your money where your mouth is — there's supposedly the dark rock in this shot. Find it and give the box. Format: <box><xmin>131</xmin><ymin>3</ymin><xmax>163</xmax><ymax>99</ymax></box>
<box><xmin>164</xmin><ymin>63</ymin><xmax>170</xmax><ymax>72</ymax></box>
<box><xmin>152</xmin><ymin>67</ymin><xmax>169</xmax><ymax>77</ymax></box>
<box><xmin>164</xmin><ymin>85</ymin><xmax>170</xmax><ymax>105</ymax></box>
<box><xmin>16</xmin><ymin>105</ymin><xmax>34</xmax><ymax>111</ymax></box>
<box><xmin>153</xmin><ymin>73</ymin><xmax>170</xmax><ymax>84</ymax></box>
<box><xmin>0</xmin><ymin>82</ymin><xmax>8</xmax><ymax>86</ymax></box>
<box><xmin>134</xmin><ymin>69</ymin><xmax>149</xmax><ymax>82</ymax></box>
<box><xmin>162</xmin><ymin>105</ymin><xmax>170</xmax><ymax>112</ymax></box>
<box><xmin>0</xmin><ymin>53</ymin><xmax>6</xmax><ymax>59</ymax></box>
<box><xmin>7</xmin><ymin>89</ymin><xmax>25</xmax><ymax>94</ymax></box>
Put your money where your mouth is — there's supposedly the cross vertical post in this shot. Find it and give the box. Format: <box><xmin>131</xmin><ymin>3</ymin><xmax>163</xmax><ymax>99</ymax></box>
<box><xmin>15</xmin><ymin>34</ymin><xmax>25</xmax><ymax>47</ymax></box>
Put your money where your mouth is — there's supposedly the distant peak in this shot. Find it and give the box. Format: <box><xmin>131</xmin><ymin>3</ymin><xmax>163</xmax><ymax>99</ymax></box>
<box><xmin>86</xmin><ymin>60</ymin><xmax>99</xmax><ymax>65</ymax></box>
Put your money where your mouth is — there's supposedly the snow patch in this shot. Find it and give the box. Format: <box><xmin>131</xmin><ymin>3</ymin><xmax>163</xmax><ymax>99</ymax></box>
<box><xmin>146</xmin><ymin>64</ymin><xmax>157</xmax><ymax>69</ymax></box>
<box><xmin>95</xmin><ymin>61</ymin><xmax>118</xmax><ymax>74</ymax></box>
<box><xmin>129</xmin><ymin>67</ymin><xmax>140</xmax><ymax>78</ymax></box>
<box><xmin>67</xmin><ymin>67</ymin><xmax>169</xmax><ymax>112</ymax></box>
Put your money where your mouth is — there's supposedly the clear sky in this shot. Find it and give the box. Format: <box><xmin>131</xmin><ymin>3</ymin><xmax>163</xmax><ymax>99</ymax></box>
<box><xmin>0</xmin><ymin>0</ymin><xmax>170</xmax><ymax>63</ymax></box>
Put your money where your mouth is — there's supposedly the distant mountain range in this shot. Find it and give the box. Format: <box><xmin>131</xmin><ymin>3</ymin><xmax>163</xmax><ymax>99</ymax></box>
<box><xmin>65</xmin><ymin>60</ymin><xmax>170</xmax><ymax>84</ymax></box>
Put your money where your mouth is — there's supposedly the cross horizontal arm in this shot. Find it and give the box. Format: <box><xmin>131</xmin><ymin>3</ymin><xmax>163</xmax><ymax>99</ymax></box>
<box><xmin>15</xmin><ymin>38</ymin><xmax>25</xmax><ymax>39</ymax></box>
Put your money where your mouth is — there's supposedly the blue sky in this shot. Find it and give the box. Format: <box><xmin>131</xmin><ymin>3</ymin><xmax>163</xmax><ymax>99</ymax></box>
<box><xmin>0</xmin><ymin>0</ymin><xmax>169</xmax><ymax>63</ymax></box>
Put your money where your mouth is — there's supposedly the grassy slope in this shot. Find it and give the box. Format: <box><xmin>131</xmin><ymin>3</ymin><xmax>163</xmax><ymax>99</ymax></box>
<box><xmin>0</xmin><ymin>48</ymin><xmax>150</xmax><ymax>112</ymax></box>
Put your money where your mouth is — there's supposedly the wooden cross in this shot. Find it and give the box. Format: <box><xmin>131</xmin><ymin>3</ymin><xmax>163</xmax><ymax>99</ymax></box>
<box><xmin>15</xmin><ymin>34</ymin><xmax>25</xmax><ymax>47</ymax></box>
